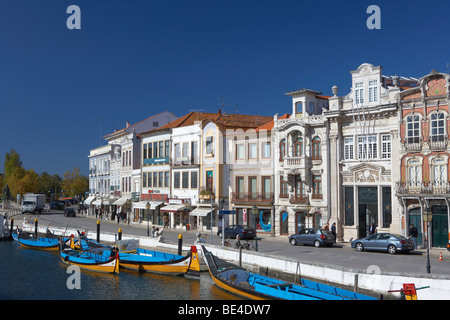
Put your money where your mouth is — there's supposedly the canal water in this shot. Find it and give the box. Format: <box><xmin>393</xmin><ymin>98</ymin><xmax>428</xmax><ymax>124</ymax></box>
<box><xmin>0</xmin><ymin>241</ymin><xmax>236</xmax><ymax>300</ymax></box>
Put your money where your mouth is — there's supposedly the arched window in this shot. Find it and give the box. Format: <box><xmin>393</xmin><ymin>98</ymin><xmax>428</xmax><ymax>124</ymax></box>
<box><xmin>312</xmin><ymin>136</ymin><xmax>321</xmax><ymax>160</ymax></box>
<box><xmin>431</xmin><ymin>158</ymin><xmax>446</xmax><ymax>185</ymax></box>
<box><xmin>407</xmin><ymin>159</ymin><xmax>421</xmax><ymax>187</ymax></box>
<box><xmin>294</xmin><ymin>137</ymin><xmax>303</xmax><ymax>157</ymax></box>
<box><xmin>295</xmin><ymin>102</ymin><xmax>303</xmax><ymax>114</ymax></box>
<box><xmin>279</xmin><ymin>139</ymin><xmax>286</xmax><ymax>161</ymax></box>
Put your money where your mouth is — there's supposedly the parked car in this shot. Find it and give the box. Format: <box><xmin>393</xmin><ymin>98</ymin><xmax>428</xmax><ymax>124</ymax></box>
<box><xmin>351</xmin><ymin>233</ymin><xmax>415</xmax><ymax>254</ymax></box>
<box><xmin>289</xmin><ymin>228</ymin><xmax>335</xmax><ymax>247</ymax></box>
<box><xmin>64</xmin><ymin>208</ymin><xmax>76</xmax><ymax>217</ymax></box>
<box><xmin>220</xmin><ymin>225</ymin><xmax>256</xmax><ymax>240</ymax></box>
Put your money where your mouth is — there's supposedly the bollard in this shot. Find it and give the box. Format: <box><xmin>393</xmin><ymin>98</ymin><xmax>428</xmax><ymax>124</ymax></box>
<box><xmin>118</xmin><ymin>228</ymin><xmax>122</xmax><ymax>241</ymax></box>
<box><xmin>9</xmin><ymin>218</ymin><xmax>14</xmax><ymax>238</ymax></box>
<box><xmin>97</xmin><ymin>220</ymin><xmax>100</xmax><ymax>242</ymax></box>
<box><xmin>178</xmin><ymin>234</ymin><xmax>183</xmax><ymax>256</ymax></box>
<box><xmin>34</xmin><ymin>218</ymin><xmax>38</xmax><ymax>238</ymax></box>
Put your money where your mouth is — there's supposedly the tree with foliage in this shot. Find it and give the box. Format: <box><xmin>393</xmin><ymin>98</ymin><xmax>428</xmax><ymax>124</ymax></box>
<box><xmin>62</xmin><ymin>167</ymin><xmax>88</xmax><ymax>198</ymax></box>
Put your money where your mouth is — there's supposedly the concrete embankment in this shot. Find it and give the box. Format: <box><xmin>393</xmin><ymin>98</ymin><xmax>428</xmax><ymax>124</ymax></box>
<box><xmin>20</xmin><ymin>222</ymin><xmax>450</xmax><ymax>300</ymax></box>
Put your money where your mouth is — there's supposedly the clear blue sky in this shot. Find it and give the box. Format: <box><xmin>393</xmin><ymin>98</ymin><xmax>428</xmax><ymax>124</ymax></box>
<box><xmin>1</xmin><ymin>0</ymin><xmax>449</xmax><ymax>176</ymax></box>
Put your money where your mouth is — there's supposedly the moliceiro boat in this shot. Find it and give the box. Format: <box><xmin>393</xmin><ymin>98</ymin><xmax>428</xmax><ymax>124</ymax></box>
<box><xmin>119</xmin><ymin>246</ymin><xmax>201</xmax><ymax>276</ymax></box>
<box><xmin>60</xmin><ymin>242</ymin><xmax>120</xmax><ymax>274</ymax></box>
<box><xmin>200</xmin><ymin>246</ymin><xmax>377</xmax><ymax>300</ymax></box>
<box><xmin>14</xmin><ymin>229</ymin><xmax>60</xmax><ymax>251</ymax></box>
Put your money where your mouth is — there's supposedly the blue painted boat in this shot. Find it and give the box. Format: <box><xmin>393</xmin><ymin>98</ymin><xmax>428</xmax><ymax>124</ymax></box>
<box><xmin>119</xmin><ymin>246</ymin><xmax>201</xmax><ymax>276</ymax></box>
<box><xmin>15</xmin><ymin>230</ymin><xmax>60</xmax><ymax>251</ymax></box>
<box><xmin>201</xmin><ymin>246</ymin><xmax>377</xmax><ymax>300</ymax></box>
<box><xmin>60</xmin><ymin>243</ymin><xmax>119</xmax><ymax>274</ymax></box>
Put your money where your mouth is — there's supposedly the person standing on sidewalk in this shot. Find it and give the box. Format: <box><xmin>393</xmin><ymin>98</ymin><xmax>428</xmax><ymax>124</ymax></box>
<box><xmin>331</xmin><ymin>222</ymin><xmax>337</xmax><ymax>243</ymax></box>
<box><xmin>409</xmin><ymin>224</ymin><xmax>419</xmax><ymax>249</ymax></box>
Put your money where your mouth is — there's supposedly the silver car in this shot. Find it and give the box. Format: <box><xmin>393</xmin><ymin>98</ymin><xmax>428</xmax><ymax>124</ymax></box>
<box><xmin>351</xmin><ymin>233</ymin><xmax>415</xmax><ymax>254</ymax></box>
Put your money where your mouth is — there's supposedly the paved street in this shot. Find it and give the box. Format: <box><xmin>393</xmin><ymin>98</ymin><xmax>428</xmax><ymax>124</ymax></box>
<box><xmin>10</xmin><ymin>210</ymin><xmax>450</xmax><ymax>278</ymax></box>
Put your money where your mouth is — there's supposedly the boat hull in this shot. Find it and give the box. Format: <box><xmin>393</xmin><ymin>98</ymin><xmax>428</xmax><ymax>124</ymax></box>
<box><xmin>18</xmin><ymin>238</ymin><xmax>60</xmax><ymax>251</ymax></box>
<box><xmin>60</xmin><ymin>250</ymin><xmax>119</xmax><ymax>274</ymax></box>
<box><xmin>119</xmin><ymin>248</ymin><xmax>192</xmax><ymax>275</ymax></box>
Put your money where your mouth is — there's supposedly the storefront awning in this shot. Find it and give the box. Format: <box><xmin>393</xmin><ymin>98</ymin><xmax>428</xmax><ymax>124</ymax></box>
<box><xmin>133</xmin><ymin>201</ymin><xmax>164</xmax><ymax>210</ymax></box>
<box><xmin>189</xmin><ymin>207</ymin><xmax>212</xmax><ymax>217</ymax></box>
<box><xmin>92</xmin><ymin>199</ymin><xmax>102</xmax><ymax>206</ymax></box>
<box><xmin>160</xmin><ymin>204</ymin><xmax>187</xmax><ymax>213</ymax></box>
<box><xmin>84</xmin><ymin>196</ymin><xmax>96</xmax><ymax>205</ymax></box>
<box><xmin>113</xmin><ymin>197</ymin><xmax>130</xmax><ymax>206</ymax></box>
<box><xmin>102</xmin><ymin>198</ymin><xmax>117</xmax><ymax>205</ymax></box>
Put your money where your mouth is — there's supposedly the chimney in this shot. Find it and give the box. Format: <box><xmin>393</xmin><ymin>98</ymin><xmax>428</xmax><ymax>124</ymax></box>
<box><xmin>126</xmin><ymin>121</ymin><xmax>130</xmax><ymax>128</ymax></box>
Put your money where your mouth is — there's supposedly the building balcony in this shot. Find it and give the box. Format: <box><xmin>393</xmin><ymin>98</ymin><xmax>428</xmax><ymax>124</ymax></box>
<box><xmin>429</xmin><ymin>136</ymin><xmax>448</xmax><ymax>151</ymax></box>
<box><xmin>282</xmin><ymin>156</ymin><xmax>307</xmax><ymax>175</ymax></box>
<box><xmin>289</xmin><ymin>195</ymin><xmax>308</xmax><ymax>204</ymax></box>
<box><xmin>231</xmin><ymin>192</ymin><xmax>274</xmax><ymax>204</ymax></box>
<box><xmin>404</xmin><ymin>138</ymin><xmax>422</xmax><ymax>151</ymax></box>
<box><xmin>395</xmin><ymin>181</ymin><xmax>450</xmax><ymax>195</ymax></box>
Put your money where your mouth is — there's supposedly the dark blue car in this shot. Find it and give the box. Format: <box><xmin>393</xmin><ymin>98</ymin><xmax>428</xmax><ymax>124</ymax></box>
<box><xmin>220</xmin><ymin>225</ymin><xmax>256</xmax><ymax>240</ymax></box>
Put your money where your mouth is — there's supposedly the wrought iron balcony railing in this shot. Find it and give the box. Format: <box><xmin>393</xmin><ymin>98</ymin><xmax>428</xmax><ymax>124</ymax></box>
<box><xmin>395</xmin><ymin>181</ymin><xmax>450</xmax><ymax>195</ymax></box>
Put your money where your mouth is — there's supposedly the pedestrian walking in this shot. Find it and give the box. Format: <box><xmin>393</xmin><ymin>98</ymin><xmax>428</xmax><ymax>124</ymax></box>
<box><xmin>409</xmin><ymin>224</ymin><xmax>419</xmax><ymax>249</ymax></box>
<box><xmin>163</xmin><ymin>214</ymin><xmax>169</xmax><ymax>229</ymax></box>
<box><xmin>331</xmin><ymin>222</ymin><xmax>337</xmax><ymax>242</ymax></box>
<box><xmin>369</xmin><ymin>223</ymin><xmax>377</xmax><ymax>235</ymax></box>
<box><xmin>95</xmin><ymin>208</ymin><xmax>99</xmax><ymax>219</ymax></box>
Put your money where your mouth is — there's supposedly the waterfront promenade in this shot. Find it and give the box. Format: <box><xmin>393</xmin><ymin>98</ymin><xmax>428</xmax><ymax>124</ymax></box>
<box><xmin>4</xmin><ymin>210</ymin><xmax>450</xmax><ymax>299</ymax></box>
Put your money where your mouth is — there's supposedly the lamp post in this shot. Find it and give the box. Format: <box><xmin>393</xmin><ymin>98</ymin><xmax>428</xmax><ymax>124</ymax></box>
<box><xmin>423</xmin><ymin>205</ymin><xmax>432</xmax><ymax>274</ymax></box>
<box><xmin>252</xmin><ymin>205</ymin><xmax>259</xmax><ymax>251</ymax></box>
<box><xmin>146</xmin><ymin>202</ymin><xmax>150</xmax><ymax>237</ymax></box>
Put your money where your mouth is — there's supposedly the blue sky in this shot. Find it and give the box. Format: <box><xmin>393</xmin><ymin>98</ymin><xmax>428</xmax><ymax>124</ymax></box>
<box><xmin>1</xmin><ymin>0</ymin><xmax>449</xmax><ymax>176</ymax></box>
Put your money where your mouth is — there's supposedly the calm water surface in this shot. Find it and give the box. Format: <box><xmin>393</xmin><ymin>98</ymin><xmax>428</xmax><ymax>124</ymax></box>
<box><xmin>0</xmin><ymin>242</ymin><xmax>237</xmax><ymax>300</ymax></box>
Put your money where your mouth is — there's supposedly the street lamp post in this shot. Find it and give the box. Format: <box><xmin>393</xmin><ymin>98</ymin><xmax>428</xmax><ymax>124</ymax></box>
<box><xmin>423</xmin><ymin>205</ymin><xmax>432</xmax><ymax>274</ymax></box>
<box><xmin>146</xmin><ymin>202</ymin><xmax>150</xmax><ymax>237</ymax></box>
<box><xmin>252</xmin><ymin>205</ymin><xmax>258</xmax><ymax>251</ymax></box>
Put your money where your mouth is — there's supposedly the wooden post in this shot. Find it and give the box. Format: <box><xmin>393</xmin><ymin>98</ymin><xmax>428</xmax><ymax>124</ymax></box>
<box><xmin>97</xmin><ymin>220</ymin><xmax>100</xmax><ymax>242</ymax></box>
<box><xmin>178</xmin><ymin>234</ymin><xmax>183</xmax><ymax>255</ymax></box>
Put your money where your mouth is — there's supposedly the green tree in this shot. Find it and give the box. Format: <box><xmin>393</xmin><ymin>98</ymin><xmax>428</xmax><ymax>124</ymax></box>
<box><xmin>62</xmin><ymin>167</ymin><xmax>88</xmax><ymax>198</ymax></box>
<box><xmin>4</xmin><ymin>149</ymin><xmax>22</xmax><ymax>179</ymax></box>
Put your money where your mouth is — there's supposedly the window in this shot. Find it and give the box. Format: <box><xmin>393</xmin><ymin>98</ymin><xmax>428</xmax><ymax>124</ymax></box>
<box><xmin>182</xmin><ymin>172</ymin><xmax>189</xmax><ymax>188</ymax></box>
<box><xmin>295</xmin><ymin>102</ymin><xmax>303</xmax><ymax>114</ymax></box>
<box><xmin>279</xmin><ymin>139</ymin><xmax>286</xmax><ymax>161</ymax></box>
<box><xmin>308</xmin><ymin>102</ymin><xmax>315</xmax><ymax>114</ymax></box>
<box><xmin>262</xmin><ymin>142</ymin><xmax>271</xmax><ymax>159</ymax></box>
<box><xmin>236</xmin><ymin>177</ymin><xmax>244</xmax><ymax>199</ymax></box>
<box><xmin>191</xmin><ymin>141</ymin><xmax>198</xmax><ymax>164</ymax></box>
<box><xmin>206</xmin><ymin>170</ymin><xmax>214</xmax><ymax>191</ymax></box>
<box><xmin>153</xmin><ymin>121</ymin><xmax>159</xmax><ymax>127</ymax></box>
<box><xmin>206</xmin><ymin>136</ymin><xmax>214</xmax><ymax>154</ymax></box>
<box><xmin>147</xmin><ymin>172</ymin><xmax>152</xmax><ymax>188</ymax></box>
<box><xmin>153</xmin><ymin>142</ymin><xmax>158</xmax><ymax>158</ymax></box>
<box><xmin>294</xmin><ymin>137</ymin><xmax>303</xmax><ymax>157</ymax></box>
<box><xmin>143</xmin><ymin>172</ymin><xmax>147</xmax><ymax>187</ymax></box>
<box><xmin>164</xmin><ymin>171</ymin><xmax>169</xmax><ymax>188</ymax></box>
<box><xmin>262</xmin><ymin>177</ymin><xmax>271</xmax><ymax>200</ymax></box>
<box><xmin>159</xmin><ymin>172</ymin><xmax>163</xmax><ymax>188</ymax></box>
<box><xmin>406</xmin><ymin>115</ymin><xmax>420</xmax><ymax>143</ymax></box>
<box><xmin>368</xmin><ymin>80</ymin><xmax>378</xmax><ymax>103</ymax></box>
<box><xmin>153</xmin><ymin>172</ymin><xmax>157</xmax><ymax>188</ymax></box>
<box><xmin>312</xmin><ymin>137</ymin><xmax>321</xmax><ymax>160</ymax></box>
<box><xmin>280</xmin><ymin>175</ymin><xmax>288</xmax><ymax>198</ymax></box>
<box><xmin>190</xmin><ymin>171</ymin><xmax>197</xmax><ymax>189</ymax></box>
<box><xmin>344</xmin><ymin>137</ymin><xmax>354</xmax><ymax>160</ymax></box>
<box><xmin>358</xmin><ymin>135</ymin><xmax>377</xmax><ymax>159</ymax></box>
<box><xmin>182</xmin><ymin>142</ymin><xmax>189</xmax><ymax>158</ymax></box>
<box><xmin>148</xmin><ymin>143</ymin><xmax>153</xmax><ymax>159</ymax></box>
<box><xmin>174</xmin><ymin>172</ymin><xmax>180</xmax><ymax>189</ymax></box>
<box><xmin>165</xmin><ymin>140</ymin><xmax>170</xmax><ymax>159</ymax></box>
<box><xmin>295</xmin><ymin>176</ymin><xmax>305</xmax><ymax>198</ymax></box>
<box><xmin>312</xmin><ymin>175</ymin><xmax>322</xmax><ymax>199</ymax></box>
<box><xmin>381</xmin><ymin>134</ymin><xmax>391</xmax><ymax>159</ymax></box>
<box><xmin>236</xmin><ymin>144</ymin><xmax>244</xmax><ymax>160</ymax></box>
<box><xmin>430</xmin><ymin>112</ymin><xmax>445</xmax><ymax>142</ymax></box>
<box><xmin>249</xmin><ymin>143</ymin><xmax>257</xmax><ymax>160</ymax></box>
<box><xmin>408</xmin><ymin>160</ymin><xmax>421</xmax><ymax>186</ymax></box>
<box><xmin>174</xmin><ymin>144</ymin><xmax>180</xmax><ymax>160</ymax></box>
<box><xmin>355</xmin><ymin>82</ymin><xmax>364</xmax><ymax>104</ymax></box>
<box><xmin>159</xmin><ymin>141</ymin><xmax>164</xmax><ymax>158</ymax></box>
<box><xmin>382</xmin><ymin>187</ymin><xmax>392</xmax><ymax>228</ymax></box>
<box><xmin>249</xmin><ymin>177</ymin><xmax>257</xmax><ymax>199</ymax></box>
<box><xmin>432</xmin><ymin>158</ymin><xmax>446</xmax><ymax>185</ymax></box>
<box><xmin>143</xmin><ymin>144</ymin><xmax>148</xmax><ymax>160</ymax></box>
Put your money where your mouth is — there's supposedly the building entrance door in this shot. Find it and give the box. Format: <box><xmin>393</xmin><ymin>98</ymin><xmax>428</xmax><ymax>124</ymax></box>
<box><xmin>408</xmin><ymin>208</ymin><xmax>422</xmax><ymax>248</ymax></box>
<box><xmin>432</xmin><ymin>205</ymin><xmax>448</xmax><ymax>248</ymax></box>
<box><xmin>358</xmin><ymin>187</ymin><xmax>378</xmax><ymax>238</ymax></box>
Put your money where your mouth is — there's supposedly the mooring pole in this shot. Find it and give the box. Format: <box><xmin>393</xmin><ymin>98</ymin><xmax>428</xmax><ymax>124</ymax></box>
<box><xmin>118</xmin><ymin>228</ymin><xmax>122</xmax><ymax>241</ymax></box>
<box><xmin>178</xmin><ymin>234</ymin><xmax>183</xmax><ymax>256</ymax></box>
<box><xmin>34</xmin><ymin>218</ymin><xmax>38</xmax><ymax>237</ymax></box>
<box><xmin>9</xmin><ymin>218</ymin><xmax>14</xmax><ymax>239</ymax></box>
<box><xmin>97</xmin><ymin>220</ymin><xmax>100</xmax><ymax>242</ymax></box>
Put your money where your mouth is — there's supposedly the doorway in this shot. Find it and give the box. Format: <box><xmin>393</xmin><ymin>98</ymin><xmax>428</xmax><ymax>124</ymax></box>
<box><xmin>408</xmin><ymin>208</ymin><xmax>423</xmax><ymax>248</ymax></box>
<box><xmin>432</xmin><ymin>205</ymin><xmax>448</xmax><ymax>248</ymax></box>
<box><xmin>358</xmin><ymin>187</ymin><xmax>378</xmax><ymax>238</ymax></box>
